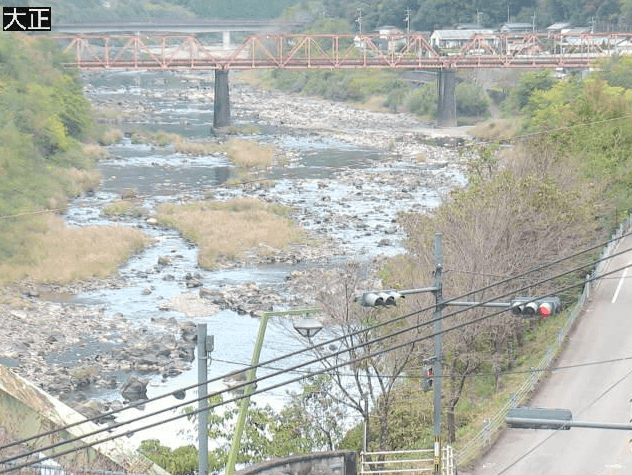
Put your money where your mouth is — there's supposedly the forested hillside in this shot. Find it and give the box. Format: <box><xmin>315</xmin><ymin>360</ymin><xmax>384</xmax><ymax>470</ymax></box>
<box><xmin>47</xmin><ymin>0</ymin><xmax>632</xmax><ymax>32</ymax></box>
<box><xmin>0</xmin><ymin>33</ymin><xmax>148</xmax><ymax>283</ymax></box>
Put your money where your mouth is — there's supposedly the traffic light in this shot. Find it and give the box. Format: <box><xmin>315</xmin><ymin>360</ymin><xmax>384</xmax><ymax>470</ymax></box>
<box><xmin>422</xmin><ymin>366</ymin><xmax>433</xmax><ymax>392</ymax></box>
<box><xmin>358</xmin><ymin>291</ymin><xmax>404</xmax><ymax>307</ymax></box>
<box><xmin>511</xmin><ymin>296</ymin><xmax>561</xmax><ymax>318</ymax></box>
<box><xmin>537</xmin><ymin>297</ymin><xmax>561</xmax><ymax>318</ymax></box>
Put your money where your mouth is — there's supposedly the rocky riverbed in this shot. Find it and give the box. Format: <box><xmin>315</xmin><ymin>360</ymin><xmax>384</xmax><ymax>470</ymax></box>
<box><xmin>0</xmin><ymin>74</ymin><xmax>473</xmax><ymax>420</ymax></box>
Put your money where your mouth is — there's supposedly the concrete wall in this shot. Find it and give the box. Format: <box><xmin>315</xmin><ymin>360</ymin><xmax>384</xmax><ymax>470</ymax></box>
<box><xmin>0</xmin><ymin>365</ymin><xmax>170</xmax><ymax>475</ymax></box>
<box><xmin>235</xmin><ymin>451</ymin><xmax>356</xmax><ymax>475</ymax></box>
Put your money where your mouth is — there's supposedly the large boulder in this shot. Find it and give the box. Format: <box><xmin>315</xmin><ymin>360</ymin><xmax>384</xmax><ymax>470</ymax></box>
<box><xmin>120</xmin><ymin>375</ymin><xmax>148</xmax><ymax>402</ymax></box>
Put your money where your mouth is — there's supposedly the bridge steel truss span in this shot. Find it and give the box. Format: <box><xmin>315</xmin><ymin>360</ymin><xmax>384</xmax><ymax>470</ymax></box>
<box><xmin>53</xmin><ymin>32</ymin><xmax>632</xmax><ymax>71</ymax></box>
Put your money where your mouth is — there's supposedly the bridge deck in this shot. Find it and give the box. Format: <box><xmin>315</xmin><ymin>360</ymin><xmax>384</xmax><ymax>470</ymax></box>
<box><xmin>52</xmin><ymin>32</ymin><xmax>632</xmax><ymax>70</ymax></box>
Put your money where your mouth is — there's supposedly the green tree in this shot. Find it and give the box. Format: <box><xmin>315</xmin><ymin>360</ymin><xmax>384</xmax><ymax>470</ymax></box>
<box><xmin>501</xmin><ymin>70</ymin><xmax>556</xmax><ymax>114</ymax></box>
<box><xmin>455</xmin><ymin>82</ymin><xmax>490</xmax><ymax>117</ymax></box>
<box><xmin>596</xmin><ymin>54</ymin><xmax>632</xmax><ymax>89</ymax></box>
<box><xmin>139</xmin><ymin>440</ymin><xmax>198</xmax><ymax>475</ymax></box>
<box><xmin>406</xmin><ymin>83</ymin><xmax>437</xmax><ymax>117</ymax></box>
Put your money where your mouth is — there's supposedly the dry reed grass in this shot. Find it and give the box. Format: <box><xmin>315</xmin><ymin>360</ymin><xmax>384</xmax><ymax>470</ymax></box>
<box><xmin>156</xmin><ymin>197</ymin><xmax>304</xmax><ymax>269</ymax></box>
<box><xmin>0</xmin><ymin>215</ymin><xmax>149</xmax><ymax>284</ymax></box>
<box><xmin>83</xmin><ymin>143</ymin><xmax>110</xmax><ymax>160</ymax></box>
<box><xmin>173</xmin><ymin>139</ymin><xmax>222</xmax><ymax>156</ymax></box>
<box><xmin>351</xmin><ymin>95</ymin><xmax>390</xmax><ymax>112</ymax></box>
<box><xmin>469</xmin><ymin>118</ymin><xmax>518</xmax><ymax>142</ymax></box>
<box><xmin>102</xmin><ymin>200</ymin><xmax>145</xmax><ymax>218</ymax></box>
<box><xmin>98</xmin><ymin>128</ymin><xmax>124</xmax><ymax>146</ymax></box>
<box><xmin>226</xmin><ymin>139</ymin><xmax>275</xmax><ymax>169</ymax></box>
<box><xmin>54</xmin><ymin>168</ymin><xmax>101</xmax><ymax>196</ymax></box>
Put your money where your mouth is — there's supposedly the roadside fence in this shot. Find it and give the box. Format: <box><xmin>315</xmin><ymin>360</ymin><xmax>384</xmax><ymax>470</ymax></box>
<box><xmin>360</xmin><ymin>447</ymin><xmax>455</xmax><ymax>475</ymax></box>
<box><xmin>455</xmin><ymin>212</ymin><xmax>632</xmax><ymax>467</ymax></box>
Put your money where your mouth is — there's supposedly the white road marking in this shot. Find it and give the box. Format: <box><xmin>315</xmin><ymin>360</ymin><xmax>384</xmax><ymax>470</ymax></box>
<box><xmin>612</xmin><ymin>267</ymin><xmax>629</xmax><ymax>304</ymax></box>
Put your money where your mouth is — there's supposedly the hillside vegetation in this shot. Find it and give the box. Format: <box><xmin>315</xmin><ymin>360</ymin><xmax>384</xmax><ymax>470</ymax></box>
<box><xmin>0</xmin><ymin>33</ymin><xmax>148</xmax><ymax>284</ymax></box>
<box><xmin>375</xmin><ymin>55</ymin><xmax>632</xmax><ymax>449</ymax></box>
<box><xmin>139</xmin><ymin>55</ymin><xmax>632</xmax><ymax>473</ymax></box>
<box><xmin>50</xmin><ymin>0</ymin><xmax>632</xmax><ymax>34</ymax></box>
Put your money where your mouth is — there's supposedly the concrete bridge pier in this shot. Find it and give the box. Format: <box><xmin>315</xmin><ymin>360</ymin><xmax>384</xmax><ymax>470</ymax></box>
<box><xmin>213</xmin><ymin>69</ymin><xmax>231</xmax><ymax>129</ymax></box>
<box><xmin>437</xmin><ymin>69</ymin><xmax>457</xmax><ymax>127</ymax></box>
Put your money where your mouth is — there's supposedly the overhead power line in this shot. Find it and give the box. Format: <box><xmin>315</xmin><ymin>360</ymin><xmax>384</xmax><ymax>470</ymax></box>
<box><xmin>2</xmin><ymin>229</ymin><xmax>624</xmax><ymax>456</ymax></box>
<box><xmin>3</xmin><ymin>235</ymin><xmax>630</xmax><ymax>458</ymax></box>
<box><xmin>4</xmin><ymin>227</ymin><xmax>623</xmax><ymax>456</ymax></box>
<box><xmin>493</xmin><ymin>362</ymin><xmax>632</xmax><ymax>475</ymax></box>
<box><xmin>2</xmin><ymin>245</ymin><xmax>631</xmax><ymax>472</ymax></box>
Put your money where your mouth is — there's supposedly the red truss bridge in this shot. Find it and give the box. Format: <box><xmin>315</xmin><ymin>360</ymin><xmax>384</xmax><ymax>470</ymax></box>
<box><xmin>54</xmin><ymin>32</ymin><xmax>632</xmax><ymax>71</ymax></box>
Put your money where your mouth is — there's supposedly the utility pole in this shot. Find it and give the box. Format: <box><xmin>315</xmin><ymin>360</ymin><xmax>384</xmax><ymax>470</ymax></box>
<box><xmin>404</xmin><ymin>7</ymin><xmax>411</xmax><ymax>34</ymax></box>
<box><xmin>225</xmin><ymin>308</ymin><xmax>322</xmax><ymax>475</ymax></box>
<box><xmin>357</xmin><ymin>8</ymin><xmax>363</xmax><ymax>34</ymax></box>
<box><xmin>433</xmin><ymin>233</ymin><xmax>443</xmax><ymax>475</ymax></box>
<box><xmin>197</xmin><ymin>324</ymin><xmax>214</xmax><ymax>475</ymax></box>
<box><xmin>357</xmin><ymin>232</ymin><xmax>561</xmax><ymax>471</ymax></box>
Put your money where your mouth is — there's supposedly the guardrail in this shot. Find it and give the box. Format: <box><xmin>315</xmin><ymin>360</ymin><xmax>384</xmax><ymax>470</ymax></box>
<box><xmin>360</xmin><ymin>447</ymin><xmax>455</xmax><ymax>475</ymax></box>
<box><xmin>455</xmin><ymin>213</ymin><xmax>632</xmax><ymax>467</ymax></box>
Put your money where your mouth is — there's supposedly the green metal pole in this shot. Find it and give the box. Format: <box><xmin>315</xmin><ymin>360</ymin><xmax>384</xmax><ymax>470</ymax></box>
<box><xmin>225</xmin><ymin>312</ymin><xmax>269</xmax><ymax>475</ymax></box>
<box><xmin>224</xmin><ymin>307</ymin><xmax>320</xmax><ymax>475</ymax></box>
<box><xmin>433</xmin><ymin>233</ymin><xmax>443</xmax><ymax>475</ymax></box>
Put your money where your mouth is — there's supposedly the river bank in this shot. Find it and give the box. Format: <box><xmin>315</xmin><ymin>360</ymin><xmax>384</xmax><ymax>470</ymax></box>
<box><xmin>0</xmin><ymin>73</ymin><xmax>473</xmax><ymax>424</ymax></box>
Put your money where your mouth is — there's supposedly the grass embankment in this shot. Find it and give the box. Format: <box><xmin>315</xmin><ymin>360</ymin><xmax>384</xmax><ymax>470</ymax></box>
<box><xmin>0</xmin><ymin>215</ymin><xmax>149</xmax><ymax>284</ymax></box>
<box><xmin>156</xmin><ymin>197</ymin><xmax>305</xmax><ymax>269</ymax></box>
<box><xmin>0</xmin><ymin>33</ymin><xmax>150</xmax><ymax>285</ymax></box>
<box><xmin>373</xmin><ymin>72</ymin><xmax>632</xmax><ymax>458</ymax></box>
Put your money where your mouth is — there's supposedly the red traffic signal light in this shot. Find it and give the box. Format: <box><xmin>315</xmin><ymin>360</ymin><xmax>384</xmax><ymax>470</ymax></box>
<box><xmin>422</xmin><ymin>366</ymin><xmax>433</xmax><ymax>392</ymax></box>
<box><xmin>537</xmin><ymin>297</ymin><xmax>561</xmax><ymax>318</ymax></box>
<box><xmin>511</xmin><ymin>296</ymin><xmax>561</xmax><ymax>318</ymax></box>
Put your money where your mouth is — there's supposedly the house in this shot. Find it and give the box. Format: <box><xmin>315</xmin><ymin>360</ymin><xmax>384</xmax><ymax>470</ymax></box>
<box><xmin>500</xmin><ymin>22</ymin><xmax>534</xmax><ymax>33</ymax></box>
<box><xmin>546</xmin><ymin>22</ymin><xmax>572</xmax><ymax>34</ymax></box>
<box><xmin>375</xmin><ymin>25</ymin><xmax>407</xmax><ymax>52</ymax></box>
<box><xmin>430</xmin><ymin>29</ymin><xmax>495</xmax><ymax>50</ymax></box>
<box><xmin>456</xmin><ymin>23</ymin><xmax>483</xmax><ymax>30</ymax></box>
<box><xmin>376</xmin><ymin>25</ymin><xmax>402</xmax><ymax>36</ymax></box>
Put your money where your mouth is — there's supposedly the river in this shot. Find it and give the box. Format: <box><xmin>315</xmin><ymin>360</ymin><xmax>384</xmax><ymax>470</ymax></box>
<box><xmin>59</xmin><ymin>70</ymin><xmax>468</xmax><ymax>448</ymax></box>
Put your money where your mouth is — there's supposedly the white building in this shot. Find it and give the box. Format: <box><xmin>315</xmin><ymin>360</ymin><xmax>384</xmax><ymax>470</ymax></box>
<box><xmin>429</xmin><ymin>29</ymin><xmax>495</xmax><ymax>50</ymax></box>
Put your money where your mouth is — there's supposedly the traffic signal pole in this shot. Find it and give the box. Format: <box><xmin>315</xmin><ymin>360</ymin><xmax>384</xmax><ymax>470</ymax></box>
<box><xmin>357</xmin><ymin>233</ymin><xmax>560</xmax><ymax>472</ymax></box>
<box><xmin>433</xmin><ymin>233</ymin><xmax>443</xmax><ymax>475</ymax></box>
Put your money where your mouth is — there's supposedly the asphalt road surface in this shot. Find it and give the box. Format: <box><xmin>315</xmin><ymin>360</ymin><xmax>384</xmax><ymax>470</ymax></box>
<box><xmin>469</xmin><ymin>233</ymin><xmax>632</xmax><ymax>475</ymax></box>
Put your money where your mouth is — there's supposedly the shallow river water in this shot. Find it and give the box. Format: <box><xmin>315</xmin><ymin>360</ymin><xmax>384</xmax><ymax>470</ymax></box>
<box><xmin>64</xmin><ymin>70</ymin><xmax>466</xmax><ymax>448</ymax></box>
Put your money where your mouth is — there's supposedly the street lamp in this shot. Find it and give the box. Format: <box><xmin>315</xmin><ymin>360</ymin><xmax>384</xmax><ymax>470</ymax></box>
<box><xmin>293</xmin><ymin>317</ymin><xmax>323</xmax><ymax>339</ymax></box>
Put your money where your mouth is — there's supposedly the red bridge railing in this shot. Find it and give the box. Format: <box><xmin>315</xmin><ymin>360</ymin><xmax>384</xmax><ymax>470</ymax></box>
<box><xmin>52</xmin><ymin>32</ymin><xmax>632</xmax><ymax>70</ymax></box>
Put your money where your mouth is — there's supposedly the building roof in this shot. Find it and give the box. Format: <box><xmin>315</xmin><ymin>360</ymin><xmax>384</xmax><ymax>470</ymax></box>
<box><xmin>457</xmin><ymin>23</ymin><xmax>482</xmax><ymax>30</ymax></box>
<box><xmin>430</xmin><ymin>29</ymin><xmax>495</xmax><ymax>40</ymax></box>
<box><xmin>500</xmin><ymin>22</ymin><xmax>533</xmax><ymax>31</ymax></box>
<box><xmin>547</xmin><ymin>22</ymin><xmax>572</xmax><ymax>31</ymax></box>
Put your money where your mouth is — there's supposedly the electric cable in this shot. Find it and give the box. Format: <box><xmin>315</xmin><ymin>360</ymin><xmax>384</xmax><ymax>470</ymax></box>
<box><xmin>1</xmin><ymin>229</ymin><xmax>623</xmax><ymax>454</ymax></box>
<box><xmin>492</xmin><ymin>362</ymin><xmax>632</xmax><ymax>475</ymax></box>
<box><xmin>2</xmin><ymin>232</ymin><xmax>629</xmax><ymax>455</ymax></box>
<box><xmin>3</xmin><ymin>255</ymin><xmax>631</xmax><ymax>473</ymax></box>
<box><xmin>3</xmin><ymin>226</ymin><xmax>622</xmax><ymax>454</ymax></box>
<box><xmin>220</xmin><ymin>354</ymin><xmax>632</xmax><ymax>382</ymax></box>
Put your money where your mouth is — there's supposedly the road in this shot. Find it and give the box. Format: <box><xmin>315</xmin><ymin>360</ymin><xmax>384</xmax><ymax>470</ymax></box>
<box><xmin>470</xmin><ymin>233</ymin><xmax>632</xmax><ymax>475</ymax></box>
